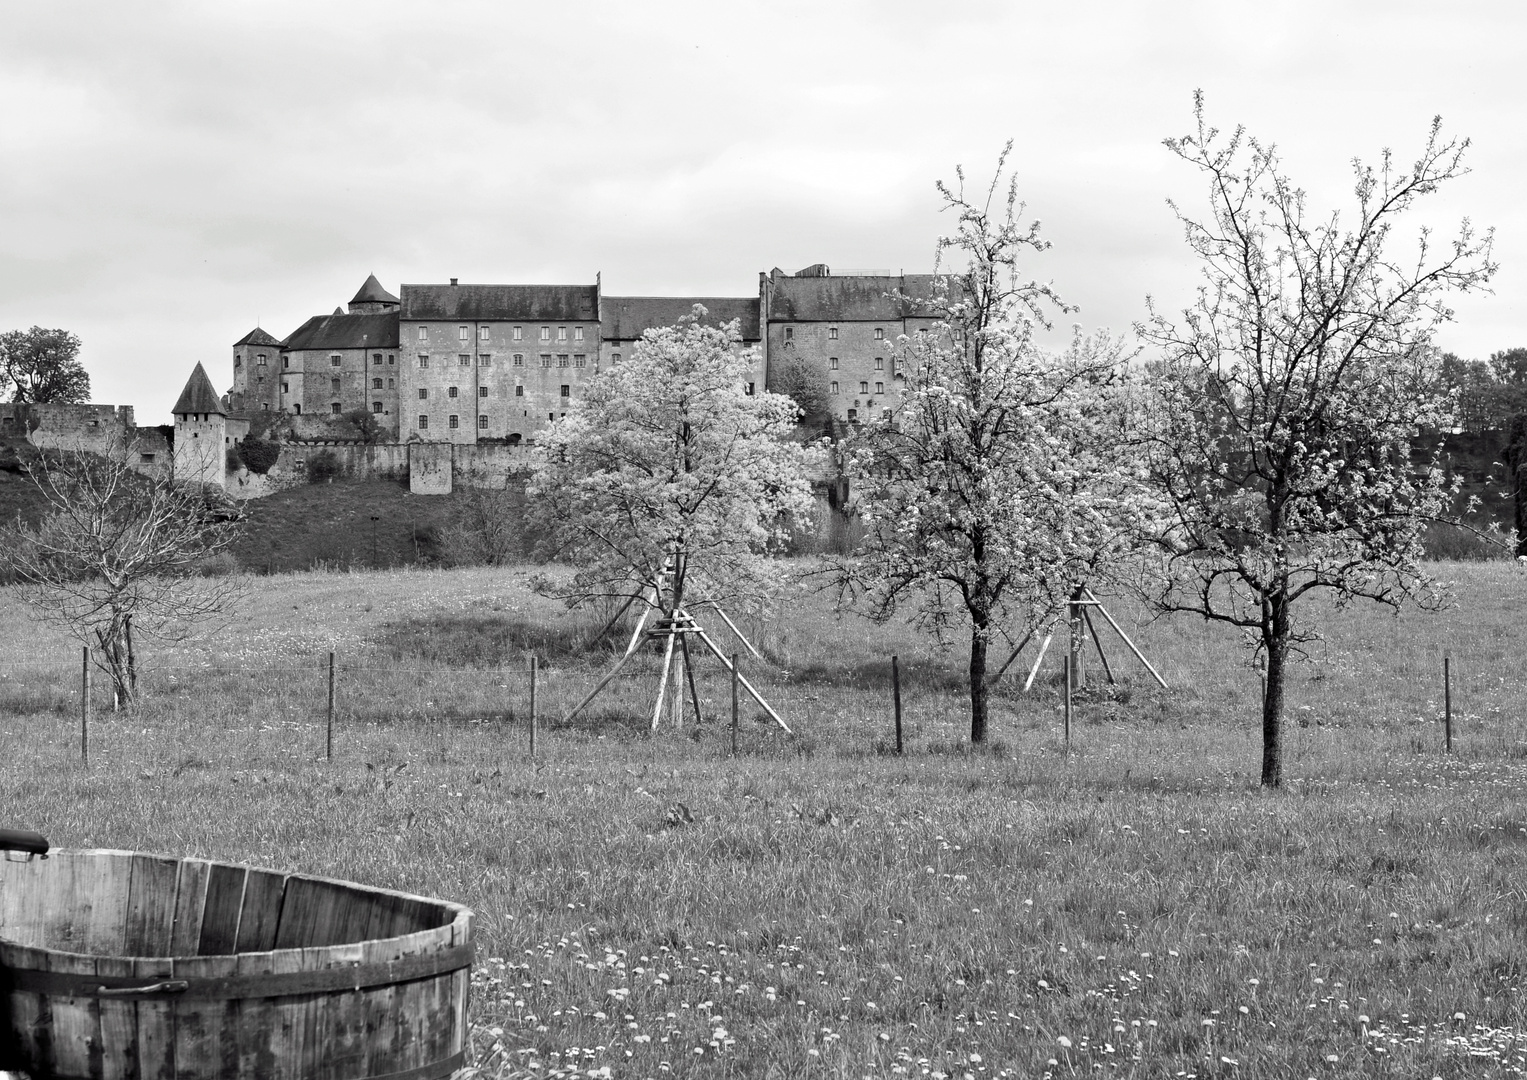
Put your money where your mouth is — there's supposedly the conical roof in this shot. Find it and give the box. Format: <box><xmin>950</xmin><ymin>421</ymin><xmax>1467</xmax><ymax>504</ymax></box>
<box><xmin>172</xmin><ymin>362</ymin><xmax>225</xmax><ymax>416</ymax></box>
<box><xmin>234</xmin><ymin>327</ymin><xmax>282</xmax><ymax>348</ymax></box>
<box><xmin>350</xmin><ymin>273</ymin><xmax>399</xmax><ymax>306</ymax></box>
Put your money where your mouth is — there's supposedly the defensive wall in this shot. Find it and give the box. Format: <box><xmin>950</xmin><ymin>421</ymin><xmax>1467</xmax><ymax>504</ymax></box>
<box><xmin>226</xmin><ymin>438</ymin><xmax>535</xmax><ymax>498</ymax></box>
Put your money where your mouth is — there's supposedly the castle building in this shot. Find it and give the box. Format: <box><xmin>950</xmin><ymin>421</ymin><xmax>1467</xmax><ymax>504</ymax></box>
<box><xmin>226</xmin><ymin>265</ymin><xmax>945</xmax><ymax>444</ymax></box>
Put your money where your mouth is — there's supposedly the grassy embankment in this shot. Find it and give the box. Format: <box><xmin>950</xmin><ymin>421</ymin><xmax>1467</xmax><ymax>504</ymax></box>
<box><xmin>2</xmin><ymin>562</ymin><xmax>1526</xmax><ymax>1078</ymax></box>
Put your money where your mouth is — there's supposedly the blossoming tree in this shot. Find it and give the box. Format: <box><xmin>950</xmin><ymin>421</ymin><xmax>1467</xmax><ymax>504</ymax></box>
<box><xmin>1139</xmin><ymin>96</ymin><xmax>1496</xmax><ymax>787</ymax></box>
<box><xmin>527</xmin><ymin>309</ymin><xmax>820</xmax><ymax>727</ymax></box>
<box><xmin>841</xmin><ymin>149</ymin><xmax>1157</xmax><ymax>744</ymax></box>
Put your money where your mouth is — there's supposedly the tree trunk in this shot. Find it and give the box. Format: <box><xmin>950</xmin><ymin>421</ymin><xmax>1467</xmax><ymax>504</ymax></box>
<box><xmin>1261</xmin><ymin>599</ymin><xmax>1289</xmax><ymax>788</ymax></box>
<box><xmin>969</xmin><ymin>619</ymin><xmax>989</xmax><ymax>744</ymax></box>
<box><xmin>1508</xmin><ymin>415</ymin><xmax>1527</xmax><ymax>556</ymax></box>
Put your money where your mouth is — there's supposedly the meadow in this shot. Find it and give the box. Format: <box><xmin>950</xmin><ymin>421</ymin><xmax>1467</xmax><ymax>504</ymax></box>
<box><xmin>2</xmin><ymin>561</ymin><xmax>1526</xmax><ymax>1078</ymax></box>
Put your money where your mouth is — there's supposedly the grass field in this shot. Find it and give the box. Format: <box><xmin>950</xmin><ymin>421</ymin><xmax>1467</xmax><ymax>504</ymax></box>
<box><xmin>2</xmin><ymin>561</ymin><xmax>1526</xmax><ymax>1078</ymax></box>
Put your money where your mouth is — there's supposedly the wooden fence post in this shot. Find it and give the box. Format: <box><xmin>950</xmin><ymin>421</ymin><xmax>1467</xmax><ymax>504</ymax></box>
<box><xmin>730</xmin><ymin>653</ymin><xmax>739</xmax><ymax>756</ymax></box>
<box><xmin>1063</xmin><ymin>654</ymin><xmax>1072</xmax><ymax>752</ymax></box>
<box><xmin>326</xmin><ymin>651</ymin><xmax>335</xmax><ymax>761</ymax></box>
<box><xmin>529</xmin><ymin>656</ymin><xmax>538</xmax><ymax>758</ymax></box>
<box><xmin>1444</xmin><ymin>652</ymin><xmax>1452</xmax><ymax>753</ymax></box>
<box><xmin>81</xmin><ymin>646</ymin><xmax>90</xmax><ymax>767</ymax></box>
<box><xmin>892</xmin><ymin>655</ymin><xmax>903</xmax><ymax>755</ymax></box>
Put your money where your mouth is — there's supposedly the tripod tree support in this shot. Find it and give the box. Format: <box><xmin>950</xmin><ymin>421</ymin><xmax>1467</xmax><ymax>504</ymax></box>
<box><xmin>1004</xmin><ymin>587</ymin><xmax>1168</xmax><ymax>692</ymax></box>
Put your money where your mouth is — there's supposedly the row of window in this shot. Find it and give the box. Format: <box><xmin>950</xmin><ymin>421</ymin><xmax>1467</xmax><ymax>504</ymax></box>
<box><xmin>419</xmin><ymin>326</ymin><xmax>588</xmax><ymax>344</ymax></box>
<box><xmin>782</xmin><ymin>327</ymin><xmax>886</xmax><ymax>342</ymax></box>
<box><xmin>416</xmin><ymin>353</ymin><xmax>592</xmax><ymax>369</ymax></box>
<box><xmin>831</xmin><ymin>381</ymin><xmax>886</xmax><ymax>395</ymax></box>
<box><xmin>414</xmin><ymin>413</ymin><xmax>561</xmax><ymax>430</ymax></box>
<box><xmin>825</xmin><ymin>357</ymin><xmax>889</xmax><ymax>371</ymax></box>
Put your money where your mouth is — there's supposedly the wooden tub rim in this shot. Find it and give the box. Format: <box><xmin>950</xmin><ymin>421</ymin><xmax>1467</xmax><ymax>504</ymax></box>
<box><xmin>0</xmin><ymin>849</ymin><xmax>473</xmax><ymax>1000</ymax></box>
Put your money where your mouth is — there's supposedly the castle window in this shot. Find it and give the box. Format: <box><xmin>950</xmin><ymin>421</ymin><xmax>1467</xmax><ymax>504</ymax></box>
<box><xmin>373</xmin><ymin>353</ymin><xmax>382</xmax><ymax>365</ymax></box>
<box><xmin>262</xmin><ymin>403</ymin><xmax>270</xmax><ymax>411</ymax></box>
<box><xmin>388</xmin><ymin>354</ymin><xmax>395</xmax><ymax>364</ymax></box>
<box><xmin>281</xmin><ymin>381</ymin><xmax>289</xmax><ymax>393</ymax></box>
<box><xmin>372</xmin><ymin>401</ymin><xmax>382</xmax><ymax>414</ymax></box>
<box><xmin>784</xmin><ymin>327</ymin><xmax>793</xmax><ymax>342</ymax></box>
<box><xmin>418</xmin><ymin>327</ymin><xmax>428</xmax><ymax>341</ymax></box>
<box><xmin>513</xmin><ymin>326</ymin><xmax>523</xmax><ymax>341</ymax></box>
<box><xmin>477</xmin><ymin>415</ymin><xmax>488</xmax><ymax>429</ymax></box>
<box><xmin>479</xmin><ymin>325</ymin><xmax>490</xmax><ymax>341</ymax></box>
<box><xmin>875</xmin><ymin>382</ymin><xmax>884</xmax><ymax>394</ymax></box>
<box><xmin>548</xmin><ymin>412</ymin><xmax>555</xmax><ymax>421</ymax></box>
<box><xmin>859</xmin><ymin>382</ymin><xmax>869</xmax><ymax>394</ymax></box>
<box><xmin>459</xmin><ymin>354</ymin><xmax>470</xmax><ymax>366</ymax></box>
<box><xmin>234</xmin><ymin>356</ymin><xmax>242</xmax><ymax>368</ymax></box>
<box><xmin>419</xmin><ymin>355</ymin><xmax>429</xmax><ymax>368</ymax></box>
<box><xmin>557</xmin><ymin>327</ymin><xmax>567</xmax><ymax>342</ymax></box>
<box><xmin>418</xmin><ymin>414</ymin><xmax>428</xmax><ymax>430</ymax></box>
<box><xmin>574</xmin><ymin>326</ymin><xmax>584</xmax><ymax>342</ymax></box>
<box><xmin>540</xmin><ymin>354</ymin><xmax>552</xmax><ymax>368</ymax></box>
<box><xmin>331</xmin><ymin>402</ymin><xmax>342</xmax><ymax>415</ymax></box>
<box><xmin>746</xmin><ymin>383</ymin><xmax>755</xmax><ymax>395</ymax></box>
<box><xmin>140</xmin><ymin>452</ymin><xmax>156</xmax><ymax>463</ymax></box>
<box><xmin>294</xmin><ymin>404</ymin><xmax>301</xmax><ymax>415</ymax></box>
<box><xmin>513</xmin><ymin>353</ymin><xmax>524</xmax><ymax>366</ymax></box>
<box><xmin>458</xmin><ymin>326</ymin><xmax>469</xmax><ymax>341</ymax></box>
<box><xmin>874</xmin><ymin>328</ymin><xmax>884</xmax><ymax>340</ymax></box>
<box><xmin>847</xmin><ymin>408</ymin><xmax>857</xmax><ymax>422</ymax></box>
<box><xmin>560</xmin><ymin>385</ymin><xmax>570</xmax><ymax>398</ymax></box>
<box><xmin>330</xmin><ymin>355</ymin><xmax>342</xmax><ymax>367</ymax></box>
<box><xmin>479</xmin><ymin>354</ymin><xmax>492</xmax><ymax>366</ymax></box>
<box><xmin>331</xmin><ymin>377</ymin><xmax>341</xmax><ymax>391</ymax></box>
<box><xmin>448</xmin><ymin>386</ymin><xmax>459</xmax><ymax>399</ymax></box>
<box><xmin>478</xmin><ymin>386</ymin><xmax>488</xmax><ymax>398</ymax></box>
<box><xmin>612</xmin><ymin>352</ymin><xmax>621</xmax><ymax>363</ymax></box>
<box><xmin>418</xmin><ymin>388</ymin><xmax>428</xmax><ymax>400</ymax></box>
<box><xmin>875</xmin><ymin>357</ymin><xmax>884</xmax><ymax>371</ymax></box>
<box><xmin>829</xmin><ymin>327</ymin><xmax>838</xmax><ymax>340</ymax></box>
<box><xmin>257</xmin><ymin>354</ymin><xmax>267</xmax><ymax>366</ymax></box>
<box><xmin>515</xmin><ymin>385</ymin><xmax>524</xmax><ymax>397</ymax></box>
<box><xmin>257</xmin><ymin>375</ymin><xmax>264</xmax><ymax>384</ymax></box>
<box><xmin>573</xmin><ymin>354</ymin><xmax>586</xmax><ymax>367</ymax></box>
<box><xmin>283</xmin><ymin>357</ymin><xmax>290</xmax><ymax>369</ymax></box>
<box><xmin>372</xmin><ymin>378</ymin><xmax>383</xmax><ymax>390</ymax></box>
<box><xmin>448</xmin><ymin>414</ymin><xmax>459</xmax><ymax>429</ymax></box>
<box><xmin>557</xmin><ymin>355</ymin><xmax>569</xmax><ymax>368</ymax></box>
<box><xmin>388</xmin><ymin>378</ymin><xmax>395</xmax><ymax>389</ymax></box>
<box><xmin>539</xmin><ymin>327</ymin><xmax>550</xmax><ymax>342</ymax></box>
<box><xmin>830</xmin><ymin>381</ymin><xmax>839</xmax><ymax>395</ymax></box>
<box><xmin>829</xmin><ymin>357</ymin><xmax>838</xmax><ymax>370</ymax></box>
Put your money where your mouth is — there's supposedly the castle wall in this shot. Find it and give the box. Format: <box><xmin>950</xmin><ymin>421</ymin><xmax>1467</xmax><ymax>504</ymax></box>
<box><xmin>409</xmin><ymin>441</ymin><xmax>453</xmax><ymax>494</ymax></box>
<box><xmin>0</xmin><ymin>402</ymin><xmax>139</xmax><ymax>455</ymax></box>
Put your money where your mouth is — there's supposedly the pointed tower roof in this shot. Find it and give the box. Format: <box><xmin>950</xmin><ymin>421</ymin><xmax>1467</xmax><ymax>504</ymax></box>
<box><xmin>351</xmin><ymin>273</ymin><xmax>399</xmax><ymax>306</ymax></box>
<box><xmin>233</xmin><ymin>327</ymin><xmax>283</xmax><ymax>348</ymax></box>
<box><xmin>172</xmin><ymin>362</ymin><xmax>225</xmax><ymax>416</ymax></box>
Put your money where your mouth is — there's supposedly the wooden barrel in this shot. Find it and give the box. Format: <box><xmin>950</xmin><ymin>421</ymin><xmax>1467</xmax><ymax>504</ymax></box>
<box><xmin>0</xmin><ymin>850</ymin><xmax>472</xmax><ymax>1080</ymax></box>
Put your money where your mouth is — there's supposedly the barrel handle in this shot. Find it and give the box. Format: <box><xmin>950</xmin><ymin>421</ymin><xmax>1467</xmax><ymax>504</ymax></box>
<box><xmin>95</xmin><ymin>980</ymin><xmax>189</xmax><ymax>997</ymax></box>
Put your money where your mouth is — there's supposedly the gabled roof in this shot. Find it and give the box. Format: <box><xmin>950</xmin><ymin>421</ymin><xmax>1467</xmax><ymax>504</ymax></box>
<box><xmin>601</xmin><ymin>297</ymin><xmax>761</xmax><ymax>342</ymax></box>
<box><xmin>172</xmin><ymin>362</ymin><xmax>225</xmax><ymax>416</ymax></box>
<box><xmin>400</xmin><ymin>283</ymin><xmax>599</xmax><ymax>322</ymax></box>
<box><xmin>283</xmin><ymin>312</ymin><xmax>400</xmax><ymax>352</ymax></box>
<box><xmin>766</xmin><ymin>273</ymin><xmax>947</xmax><ymax>322</ymax></box>
<box><xmin>350</xmin><ymin>273</ymin><xmax>399</xmax><ymax>306</ymax></box>
<box><xmin>233</xmin><ymin>327</ymin><xmax>283</xmax><ymax>348</ymax></box>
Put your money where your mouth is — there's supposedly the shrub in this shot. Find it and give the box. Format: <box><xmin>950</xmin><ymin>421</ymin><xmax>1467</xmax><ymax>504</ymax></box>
<box><xmin>238</xmin><ymin>437</ymin><xmax>280</xmax><ymax>475</ymax></box>
<box><xmin>306</xmin><ymin>449</ymin><xmax>342</xmax><ymax>483</ymax></box>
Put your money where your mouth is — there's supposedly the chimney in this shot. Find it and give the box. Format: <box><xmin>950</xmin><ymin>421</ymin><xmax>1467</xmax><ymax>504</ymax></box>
<box><xmin>450</xmin><ymin>278</ymin><xmax>458</xmax><ymax>286</ymax></box>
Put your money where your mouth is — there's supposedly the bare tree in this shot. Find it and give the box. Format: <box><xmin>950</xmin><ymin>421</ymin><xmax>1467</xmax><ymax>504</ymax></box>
<box><xmin>3</xmin><ymin>440</ymin><xmax>245</xmax><ymax>707</ymax></box>
<box><xmin>1140</xmin><ymin>95</ymin><xmax>1496</xmax><ymax>787</ymax></box>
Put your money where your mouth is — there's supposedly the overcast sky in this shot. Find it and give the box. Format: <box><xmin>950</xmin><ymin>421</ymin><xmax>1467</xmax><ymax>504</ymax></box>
<box><xmin>1</xmin><ymin>0</ymin><xmax>1519</xmax><ymax>423</ymax></box>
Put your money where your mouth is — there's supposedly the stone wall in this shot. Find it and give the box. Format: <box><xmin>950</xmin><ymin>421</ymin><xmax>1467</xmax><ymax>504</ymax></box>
<box><xmin>0</xmin><ymin>402</ymin><xmax>138</xmax><ymax>455</ymax></box>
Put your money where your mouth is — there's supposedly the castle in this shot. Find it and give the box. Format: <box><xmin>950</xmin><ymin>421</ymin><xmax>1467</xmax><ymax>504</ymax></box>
<box><xmin>228</xmin><ymin>268</ymin><xmax>944</xmax><ymax>444</ymax></box>
<box><xmin>4</xmin><ymin>266</ymin><xmax>946</xmax><ymax>497</ymax></box>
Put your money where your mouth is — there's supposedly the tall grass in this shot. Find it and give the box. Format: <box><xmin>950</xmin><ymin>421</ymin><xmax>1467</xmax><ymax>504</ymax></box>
<box><xmin>3</xmin><ymin>561</ymin><xmax>1527</xmax><ymax>1077</ymax></box>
